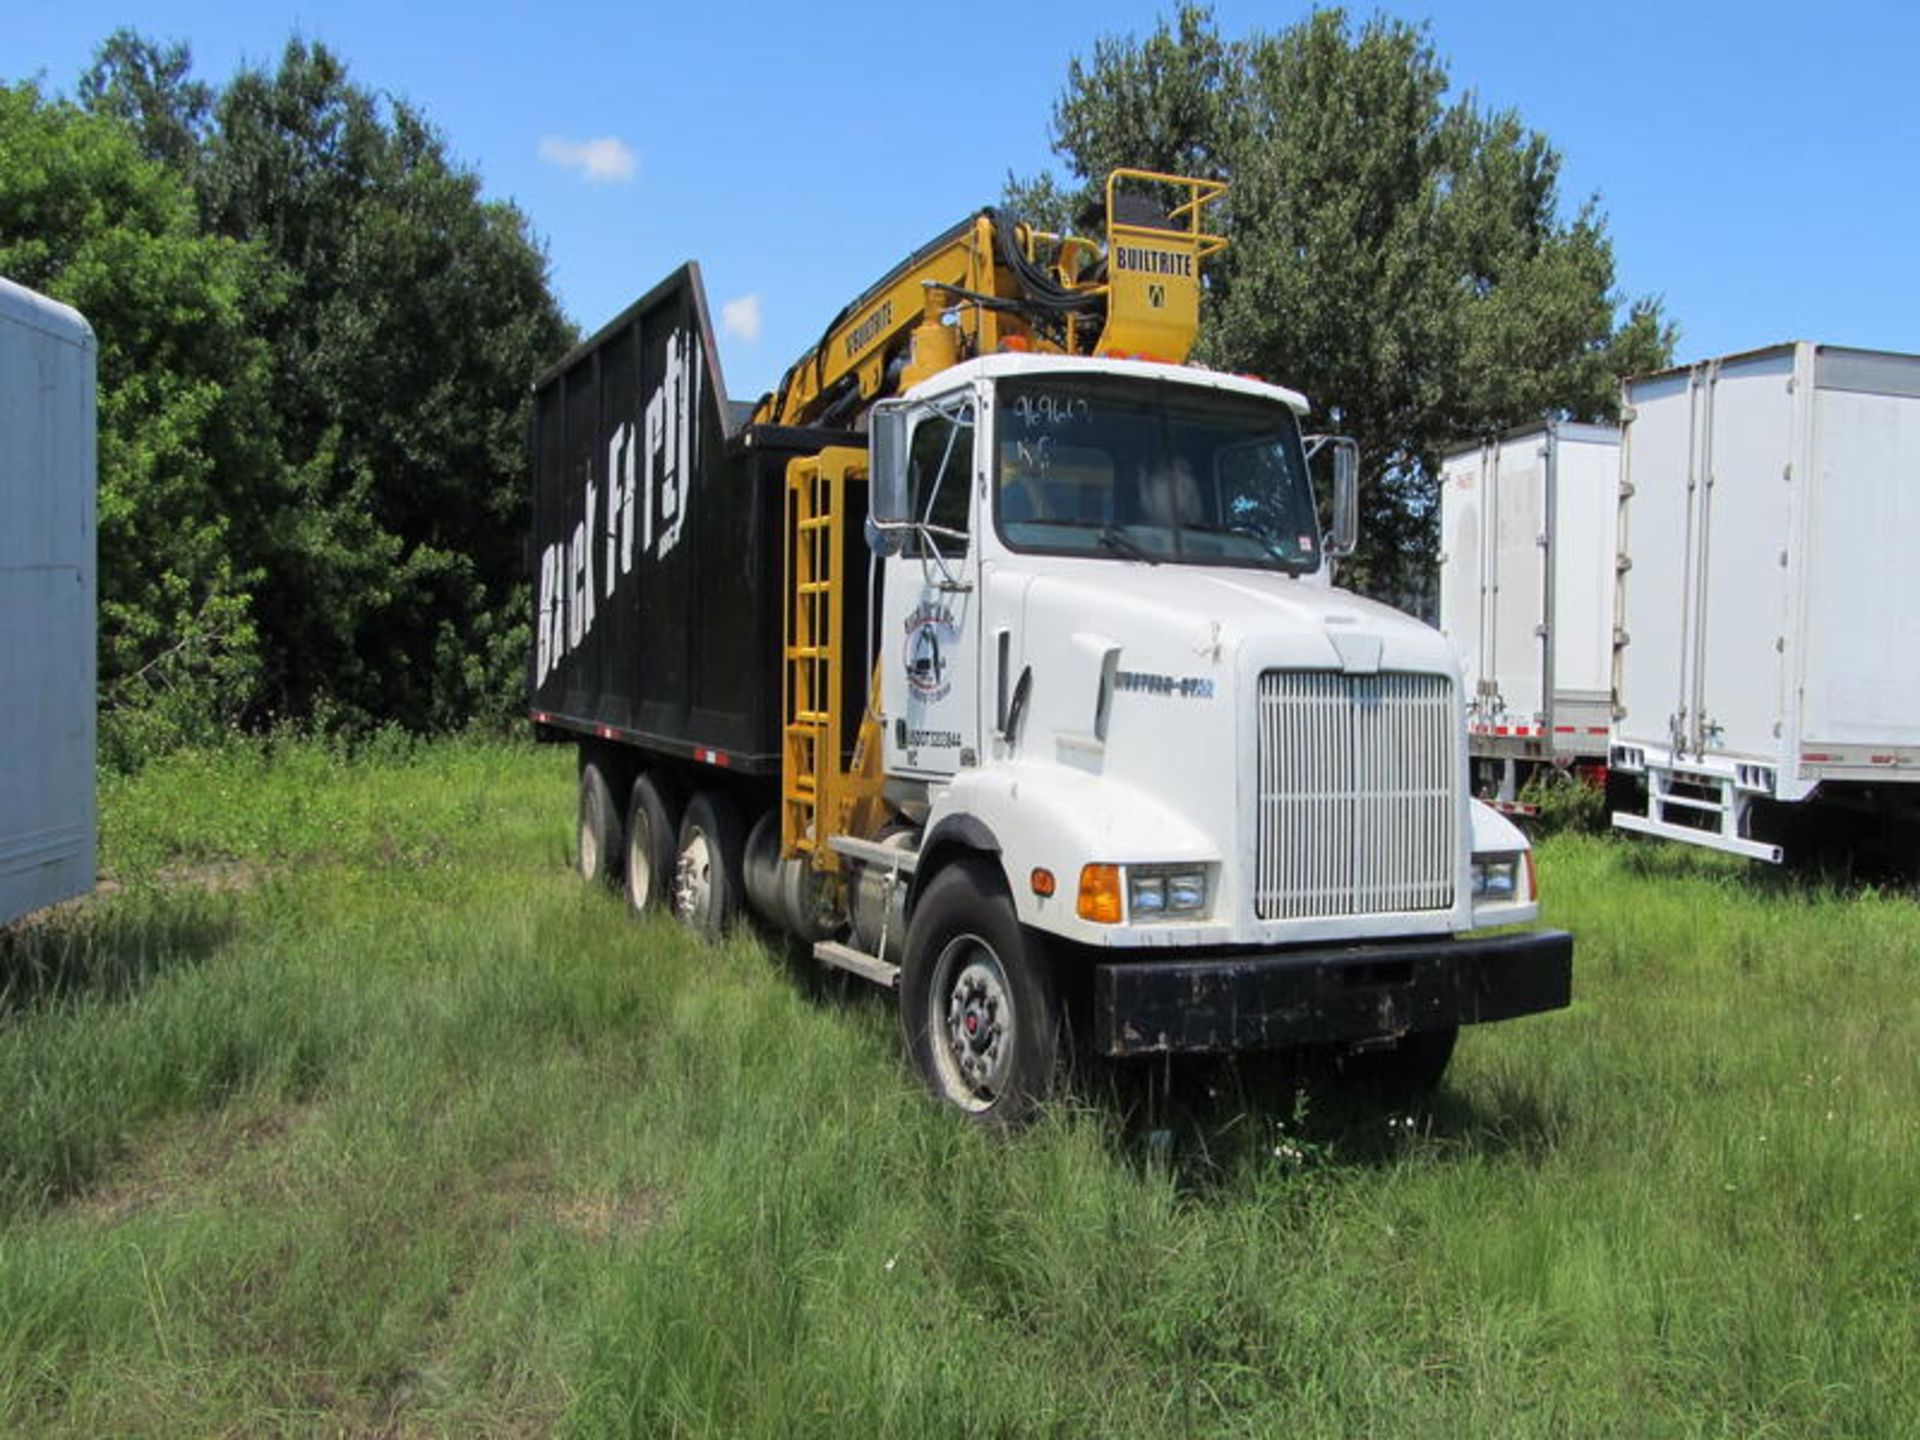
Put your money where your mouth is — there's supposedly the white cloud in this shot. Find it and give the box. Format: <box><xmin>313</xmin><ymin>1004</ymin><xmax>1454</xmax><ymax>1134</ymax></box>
<box><xmin>721</xmin><ymin>294</ymin><xmax>763</xmax><ymax>344</ymax></box>
<box><xmin>538</xmin><ymin>135</ymin><xmax>637</xmax><ymax>184</ymax></box>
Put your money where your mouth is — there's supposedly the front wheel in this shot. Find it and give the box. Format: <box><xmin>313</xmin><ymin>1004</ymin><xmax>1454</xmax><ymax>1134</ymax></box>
<box><xmin>899</xmin><ymin>861</ymin><xmax>1061</xmax><ymax>1127</ymax></box>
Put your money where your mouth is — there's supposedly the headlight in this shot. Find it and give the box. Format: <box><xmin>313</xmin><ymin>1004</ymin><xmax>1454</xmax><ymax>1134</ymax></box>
<box><xmin>1474</xmin><ymin>852</ymin><xmax>1536</xmax><ymax>906</ymax></box>
<box><xmin>1126</xmin><ymin>865</ymin><xmax>1211</xmax><ymax>920</ymax></box>
<box><xmin>1167</xmin><ymin>871</ymin><xmax>1207</xmax><ymax>911</ymax></box>
<box><xmin>1471</xmin><ymin>851</ymin><xmax>1526</xmax><ymax>903</ymax></box>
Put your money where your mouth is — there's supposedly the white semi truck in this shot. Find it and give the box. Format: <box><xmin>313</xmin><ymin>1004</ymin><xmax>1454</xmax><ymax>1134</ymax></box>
<box><xmin>1</xmin><ymin>278</ymin><xmax>97</xmax><ymax>927</ymax></box>
<box><xmin>1438</xmin><ymin>421</ymin><xmax>1620</xmax><ymax>813</ymax></box>
<box><xmin>532</xmin><ymin>172</ymin><xmax>1572</xmax><ymax>1122</ymax></box>
<box><xmin>1611</xmin><ymin>342</ymin><xmax>1920</xmax><ymax>864</ymax></box>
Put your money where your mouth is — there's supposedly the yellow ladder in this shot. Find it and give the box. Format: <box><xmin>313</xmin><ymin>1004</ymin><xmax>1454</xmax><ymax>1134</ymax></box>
<box><xmin>782</xmin><ymin>446</ymin><xmax>880</xmax><ymax>871</ymax></box>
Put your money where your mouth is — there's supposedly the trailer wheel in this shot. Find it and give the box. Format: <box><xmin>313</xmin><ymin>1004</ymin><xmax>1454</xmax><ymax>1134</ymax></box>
<box><xmin>1337</xmin><ymin>1025</ymin><xmax>1458</xmax><ymax>1098</ymax></box>
<box><xmin>673</xmin><ymin>791</ymin><xmax>746</xmax><ymax>939</ymax></box>
<box><xmin>577</xmin><ymin>759</ymin><xmax>622</xmax><ymax>888</ymax></box>
<box><xmin>624</xmin><ymin>773</ymin><xmax>682</xmax><ymax>916</ymax></box>
<box><xmin>900</xmin><ymin>860</ymin><xmax>1061</xmax><ymax>1127</ymax></box>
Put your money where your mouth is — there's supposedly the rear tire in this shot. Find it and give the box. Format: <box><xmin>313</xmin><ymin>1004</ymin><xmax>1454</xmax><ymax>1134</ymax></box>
<box><xmin>673</xmin><ymin>790</ymin><xmax>746</xmax><ymax>939</ymax></box>
<box><xmin>577</xmin><ymin>758</ymin><xmax>622</xmax><ymax>888</ymax></box>
<box><xmin>899</xmin><ymin>860</ymin><xmax>1061</xmax><ymax>1127</ymax></box>
<box><xmin>624</xmin><ymin>772</ymin><xmax>682</xmax><ymax>916</ymax></box>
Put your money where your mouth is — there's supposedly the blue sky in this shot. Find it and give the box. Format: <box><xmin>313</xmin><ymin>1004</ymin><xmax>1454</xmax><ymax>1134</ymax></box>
<box><xmin>7</xmin><ymin>2</ymin><xmax>1918</xmax><ymax>406</ymax></box>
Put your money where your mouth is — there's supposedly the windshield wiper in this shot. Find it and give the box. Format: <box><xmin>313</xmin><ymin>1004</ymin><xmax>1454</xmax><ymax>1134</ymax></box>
<box><xmin>1096</xmin><ymin>525</ymin><xmax>1158</xmax><ymax>564</ymax></box>
<box><xmin>1175</xmin><ymin>521</ymin><xmax>1309</xmax><ymax>572</ymax></box>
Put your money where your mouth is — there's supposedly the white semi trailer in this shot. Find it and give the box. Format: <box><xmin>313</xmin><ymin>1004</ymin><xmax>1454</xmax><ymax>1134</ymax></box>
<box><xmin>1438</xmin><ymin>422</ymin><xmax>1620</xmax><ymax>813</ymax></box>
<box><xmin>1610</xmin><ymin>343</ymin><xmax>1920</xmax><ymax>863</ymax></box>
<box><xmin>1</xmin><ymin>278</ymin><xmax>97</xmax><ymax>926</ymax></box>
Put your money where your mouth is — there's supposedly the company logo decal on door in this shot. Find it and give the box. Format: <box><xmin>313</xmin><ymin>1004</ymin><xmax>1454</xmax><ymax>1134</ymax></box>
<box><xmin>903</xmin><ymin>600</ymin><xmax>959</xmax><ymax>703</ymax></box>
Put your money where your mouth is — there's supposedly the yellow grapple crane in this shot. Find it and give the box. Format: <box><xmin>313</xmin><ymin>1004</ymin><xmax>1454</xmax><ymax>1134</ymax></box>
<box><xmin>763</xmin><ymin>171</ymin><xmax>1228</xmax><ymax>871</ymax></box>
<box><xmin>752</xmin><ymin>170</ymin><xmax>1227</xmax><ymax>431</ymax></box>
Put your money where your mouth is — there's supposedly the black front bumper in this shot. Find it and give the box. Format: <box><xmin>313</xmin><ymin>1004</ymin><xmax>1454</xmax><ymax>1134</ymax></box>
<box><xmin>1094</xmin><ymin>929</ymin><xmax>1573</xmax><ymax>1056</ymax></box>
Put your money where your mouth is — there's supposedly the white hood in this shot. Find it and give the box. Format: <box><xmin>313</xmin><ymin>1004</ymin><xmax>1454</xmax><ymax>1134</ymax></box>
<box><xmin>1015</xmin><ymin>559</ymin><xmax>1459</xmax><ymax>684</ymax></box>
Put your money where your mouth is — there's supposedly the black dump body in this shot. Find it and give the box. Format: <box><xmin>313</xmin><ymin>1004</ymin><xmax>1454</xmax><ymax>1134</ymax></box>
<box><xmin>528</xmin><ymin>265</ymin><xmax>864</xmax><ymax>777</ymax></box>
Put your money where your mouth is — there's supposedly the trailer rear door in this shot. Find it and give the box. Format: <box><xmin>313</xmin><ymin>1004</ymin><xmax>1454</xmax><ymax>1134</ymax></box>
<box><xmin>1691</xmin><ymin>350</ymin><xmax>1799</xmax><ymax>762</ymax></box>
<box><xmin>1547</xmin><ymin>425</ymin><xmax>1620</xmax><ymax>743</ymax></box>
<box><xmin>1798</xmin><ymin>348</ymin><xmax>1920</xmax><ymax>753</ymax></box>
<box><xmin>1437</xmin><ymin>444</ymin><xmax>1489</xmax><ymax>712</ymax></box>
<box><xmin>1489</xmin><ymin>436</ymin><xmax>1548</xmax><ymax>728</ymax></box>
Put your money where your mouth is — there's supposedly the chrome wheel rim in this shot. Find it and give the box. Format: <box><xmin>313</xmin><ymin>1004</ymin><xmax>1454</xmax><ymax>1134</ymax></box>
<box><xmin>675</xmin><ymin>829</ymin><xmax>713</xmax><ymax>927</ymax></box>
<box><xmin>928</xmin><ymin>933</ymin><xmax>1014</xmax><ymax>1112</ymax></box>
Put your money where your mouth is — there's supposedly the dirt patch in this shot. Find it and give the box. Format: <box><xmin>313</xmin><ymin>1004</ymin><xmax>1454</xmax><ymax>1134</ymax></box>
<box><xmin>78</xmin><ymin>1103</ymin><xmax>319</xmax><ymax>1226</ymax></box>
<box><xmin>104</xmin><ymin>857</ymin><xmax>273</xmax><ymax>898</ymax></box>
<box><xmin>470</xmin><ymin>1154</ymin><xmax>670</xmax><ymax>1245</ymax></box>
<box><xmin>14</xmin><ymin>858</ymin><xmax>272</xmax><ymax>924</ymax></box>
<box><xmin>551</xmin><ymin>1186</ymin><xmax>670</xmax><ymax>1243</ymax></box>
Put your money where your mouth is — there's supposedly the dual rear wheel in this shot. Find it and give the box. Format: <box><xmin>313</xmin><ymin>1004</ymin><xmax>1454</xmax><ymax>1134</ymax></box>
<box><xmin>622</xmin><ymin>772</ymin><xmax>679</xmax><ymax>917</ymax></box>
<box><xmin>666</xmin><ymin>791</ymin><xmax>745</xmax><ymax>939</ymax></box>
<box><xmin>614</xmin><ymin>768</ymin><xmax>746</xmax><ymax>940</ymax></box>
<box><xmin>576</xmin><ymin>759</ymin><xmax>622</xmax><ymax>889</ymax></box>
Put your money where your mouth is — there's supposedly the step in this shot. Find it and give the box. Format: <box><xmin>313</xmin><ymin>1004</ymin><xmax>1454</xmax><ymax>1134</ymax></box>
<box><xmin>1653</xmin><ymin>791</ymin><xmax>1730</xmax><ymax>816</ymax></box>
<box><xmin>828</xmin><ymin>834</ymin><xmax>921</xmax><ymax>873</ymax></box>
<box><xmin>814</xmin><ymin>940</ymin><xmax>899</xmax><ymax>989</ymax></box>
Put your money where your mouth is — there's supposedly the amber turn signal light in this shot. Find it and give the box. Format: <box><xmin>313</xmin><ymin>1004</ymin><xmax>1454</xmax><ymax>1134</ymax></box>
<box><xmin>1030</xmin><ymin>867</ymin><xmax>1057</xmax><ymax>898</ymax></box>
<box><xmin>1076</xmin><ymin>864</ymin><xmax>1124</xmax><ymax>924</ymax></box>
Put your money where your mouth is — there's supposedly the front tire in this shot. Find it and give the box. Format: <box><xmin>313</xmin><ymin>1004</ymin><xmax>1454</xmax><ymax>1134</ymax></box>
<box><xmin>899</xmin><ymin>861</ymin><xmax>1061</xmax><ymax>1127</ymax></box>
<box><xmin>673</xmin><ymin>790</ymin><xmax>746</xmax><ymax>940</ymax></box>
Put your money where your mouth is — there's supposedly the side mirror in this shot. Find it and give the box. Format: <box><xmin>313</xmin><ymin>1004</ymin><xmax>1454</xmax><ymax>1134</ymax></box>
<box><xmin>1305</xmin><ymin>434</ymin><xmax>1359</xmax><ymax>560</ymax></box>
<box><xmin>868</xmin><ymin>403</ymin><xmax>910</xmax><ymax>556</ymax></box>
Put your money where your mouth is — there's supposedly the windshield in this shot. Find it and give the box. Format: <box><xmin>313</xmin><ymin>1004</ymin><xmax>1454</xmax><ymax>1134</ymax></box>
<box><xmin>994</xmin><ymin>377</ymin><xmax>1320</xmax><ymax>572</ymax></box>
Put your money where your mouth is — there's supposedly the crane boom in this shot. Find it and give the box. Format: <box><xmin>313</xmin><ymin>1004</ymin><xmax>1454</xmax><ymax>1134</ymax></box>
<box><xmin>751</xmin><ymin>170</ymin><xmax>1227</xmax><ymax>430</ymax></box>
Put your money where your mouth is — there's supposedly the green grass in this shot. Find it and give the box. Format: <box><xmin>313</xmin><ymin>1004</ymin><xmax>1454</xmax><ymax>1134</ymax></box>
<box><xmin>2</xmin><ymin>738</ymin><xmax>1916</xmax><ymax>1435</ymax></box>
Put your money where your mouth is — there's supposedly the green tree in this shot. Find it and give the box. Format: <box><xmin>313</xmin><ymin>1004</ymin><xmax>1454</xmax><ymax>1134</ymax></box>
<box><xmin>189</xmin><ymin>39</ymin><xmax>575</xmax><ymax>729</ymax></box>
<box><xmin>78</xmin><ymin>30</ymin><xmax>211</xmax><ymax>175</ymax></box>
<box><xmin>0</xmin><ymin>82</ymin><xmax>277</xmax><ymax>764</ymax></box>
<box><xmin>71</xmin><ymin>33</ymin><xmax>577</xmax><ymax>734</ymax></box>
<box><xmin>1011</xmin><ymin>6</ymin><xmax>1673</xmax><ymax>604</ymax></box>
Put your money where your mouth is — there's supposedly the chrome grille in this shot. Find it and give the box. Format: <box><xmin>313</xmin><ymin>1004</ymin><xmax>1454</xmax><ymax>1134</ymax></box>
<box><xmin>1254</xmin><ymin>671</ymin><xmax>1457</xmax><ymax>920</ymax></box>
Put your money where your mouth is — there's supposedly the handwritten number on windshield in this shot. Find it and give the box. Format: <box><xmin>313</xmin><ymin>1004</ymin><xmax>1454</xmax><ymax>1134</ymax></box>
<box><xmin>1011</xmin><ymin>394</ymin><xmax>1089</xmax><ymax>429</ymax></box>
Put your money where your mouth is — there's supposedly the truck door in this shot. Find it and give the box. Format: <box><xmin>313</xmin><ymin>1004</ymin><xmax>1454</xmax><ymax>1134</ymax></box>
<box><xmin>881</xmin><ymin>396</ymin><xmax>981</xmax><ymax>780</ymax></box>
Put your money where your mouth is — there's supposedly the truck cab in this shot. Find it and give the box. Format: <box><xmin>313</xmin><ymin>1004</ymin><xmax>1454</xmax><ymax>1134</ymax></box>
<box><xmin>845</xmin><ymin>355</ymin><xmax>1567</xmax><ymax>1115</ymax></box>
